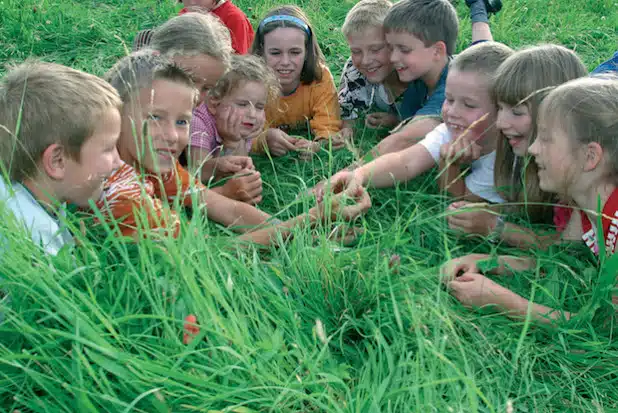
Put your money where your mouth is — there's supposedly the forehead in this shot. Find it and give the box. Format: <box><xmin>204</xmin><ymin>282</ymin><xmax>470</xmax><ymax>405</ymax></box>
<box><xmin>227</xmin><ymin>80</ymin><xmax>267</xmax><ymax>100</ymax></box>
<box><xmin>264</xmin><ymin>27</ymin><xmax>306</xmax><ymax>48</ymax></box>
<box><xmin>384</xmin><ymin>30</ymin><xmax>424</xmax><ymax>46</ymax></box>
<box><xmin>346</xmin><ymin>26</ymin><xmax>386</xmax><ymax>47</ymax></box>
<box><xmin>133</xmin><ymin>79</ymin><xmax>194</xmax><ymax>112</ymax></box>
<box><xmin>446</xmin><ymin>69</ymin><xmax>491</xmax><ymax>98</ymax></box>
<box><xmin>172</xmin><ymin>54</ymin><xmax>225</xmax><ymax>86</ymax></box>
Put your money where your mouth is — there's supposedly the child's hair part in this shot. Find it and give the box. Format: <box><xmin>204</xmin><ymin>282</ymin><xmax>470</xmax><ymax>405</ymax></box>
<box><xmin>540</xmin><ymin>75</ymin><xmax>618</xmax><ymax>179</ymax></box>
<box><xmin>150</xmin><ymin>12</ymin><xmax>233</xmax><ymax>69</ymax></box>
<box><xmin>104</xmin><ymin>49</ymin><xmax>196</xmax><ymax>106</ymax></box>
<box><xmin>209</xmin><ymin>54</ymin><xmax>280</xmax><ymax>104</ymax></box>
<box><xmin>492</xmin><ymin>44</ymin><xmax>587</xmax><ymax>222</ymax></box>
<box><xmin>252</xmin><ymin>5</ymin><xmax>325</xmax><ymax>84</ymax></box>
<box><xmin>341</xmin><ymin>0</ymin><xmax>393</xmax><ymax>38</ymax></box>
<box><xmin>450</xmin><ymin>42</ymin><xmax>514</xmax><ymax>80</ymax></box>
<box><xmin>383</xmin><ymin>0</ymin><xmax>458</xmax><ymax>56</ymax></box>
<box><xmin>0</xmin><ymin>61</ymin><xmax>121</xmax><ymax>182</ymax></box>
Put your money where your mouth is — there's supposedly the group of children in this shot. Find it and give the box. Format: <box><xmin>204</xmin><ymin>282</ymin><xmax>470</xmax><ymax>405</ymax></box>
<box><xmin>0</xmin><ymin>0</ymin><xmax>617</xmax><ymax>326</ymax></box>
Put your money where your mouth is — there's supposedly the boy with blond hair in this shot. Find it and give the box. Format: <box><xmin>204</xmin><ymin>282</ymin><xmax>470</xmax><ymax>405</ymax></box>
<box><xmin>0</xmin><ymin>62</ymin><xmax>123</xmax><ymax>255</ymax></box>
<box><xmin>321</xmin><ymin>42</ymin><xmax>513</xmax><ymax>205</ymax></box>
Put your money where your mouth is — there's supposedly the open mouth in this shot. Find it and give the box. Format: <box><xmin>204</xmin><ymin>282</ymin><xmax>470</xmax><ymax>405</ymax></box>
<box><xmin>277</xmin><ymin>69</ymin><xmax>294</xmax><ymax>76</ymax></box>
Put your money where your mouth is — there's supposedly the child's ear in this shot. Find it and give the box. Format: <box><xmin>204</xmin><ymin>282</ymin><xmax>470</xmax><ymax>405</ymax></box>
<box><xmin>40</xmin><ymin>143</ymin><xmax>68</xmax><ymax>180</ymax></box>
<box><xmin>433</xmin><ymin>41</ymin><xmax>447</xmax><ymax>60</ymax></box>
<box><xmin>583</xmin><ymin>142</ymin><xmax>604</xmax><ymax>172</ymax></box>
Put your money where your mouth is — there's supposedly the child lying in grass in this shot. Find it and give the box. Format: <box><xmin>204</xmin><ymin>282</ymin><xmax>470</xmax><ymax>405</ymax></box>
<box><xmin>98</xmin><ymin>50</ymin><xmax>371</xmax><ymax>246</ymax></box>
<box><xmin>0</xmin><ymin>61</ymin><xmax>122</xmax><ymax>255</ymax></box>
<box><xmin>443</xmin><ymin>76</ymin><xmax>618</xmax><ymax>323</ymax></box>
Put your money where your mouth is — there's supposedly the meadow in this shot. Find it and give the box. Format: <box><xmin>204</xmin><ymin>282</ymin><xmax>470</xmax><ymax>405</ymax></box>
<box><xmin>0</xmin><ymin>0</ymin><xmax>617</xmax><ymax>411</ymax></box>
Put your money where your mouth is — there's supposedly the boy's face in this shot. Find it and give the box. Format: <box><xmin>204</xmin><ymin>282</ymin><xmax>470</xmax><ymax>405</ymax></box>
<box><xmin>183</xmin><ymin>0</ymin><xmax>218</xmax><ymax>11</ymax></box>
<box><xmin>347</xmin><ymin>26</ymin><xmax>392</xmax><ymax>84</ymax></box>
<box><xmin>119</xmin><ymin>79</ymin><xmax>194</xmax><ymax>175</ymax></box>
<box><xmin>61</xmin><ymin>107</ymin><xmax>122</xmax><ymax>207</ymax></box>
<box><xmin>386</xmin><ymin>31</ymin><xmax>440</xmax><ymax>83</ymax></box>
<box><xmin>441</xmin><ymin>69</ymin><xmax>497</xmax><ymax>150</ymax></box>
<box><xmin>212</xmin><ymin>80</ymin><xmax>268</xmax><ymax>139</ymax></box>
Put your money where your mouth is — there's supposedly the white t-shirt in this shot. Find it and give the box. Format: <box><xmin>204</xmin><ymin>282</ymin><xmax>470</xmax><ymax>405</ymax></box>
<box><xmin>0</xmin><ymin>179</ymin><xmax>73</xmax><ymax>255</ymax></box>
<box><xmin>418</xmin><ymin>123</ymin><xmax>505</xmax><ymax>204</ymax></box>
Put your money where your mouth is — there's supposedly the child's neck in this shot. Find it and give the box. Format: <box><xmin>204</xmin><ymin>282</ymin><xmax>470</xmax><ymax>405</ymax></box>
<box><xmin>22</xmin><ymin>178</ymin><xmax>62</xmax><ymax>211</ymax></box>
<box><xmin>421</xmin><ymin>56</ymin><xmax>448</xmax><ymax>94</ymax></box>
<box><xmin>574</xmin><ymin>180</ymin><xmax>617</xmax><ymax>224</ymax></box>
<box><xmin>281</xmin><ymin>79</ymin><xmax>301</xmax><ymax>96</ymax></box>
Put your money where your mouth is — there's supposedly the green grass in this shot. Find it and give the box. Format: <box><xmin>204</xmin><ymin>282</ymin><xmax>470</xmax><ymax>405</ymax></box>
<box><xmin>1</xmin><ymin>0</ymin><xmax>618</xmax><ymax>411</ymax></box>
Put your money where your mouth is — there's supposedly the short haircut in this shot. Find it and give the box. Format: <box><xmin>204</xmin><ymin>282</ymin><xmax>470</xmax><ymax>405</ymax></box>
<box><xmin>0</xmin><ymin>61</ymin><xmax>121</xmax><ymax>182</ymax></box>
<box><xmin>209</xmin><ymin>54</ymin><xmax>281</xmax><ymax>106</ymax></box>
<box><xmin>104</xmin><ymin>49</ymin><xmax>196</xmax><ymax>107</ymax></box>
<box><xmin>341</xmin><ymin>0</ymin><xmax>393</xmax><ymax>38</ymax></box>
<box><xmin>150</xmin><ymin>12</ymin><xmax>233</xmax><ymax>69</ymax></box>
<box><xmin>252</xmin><ymin>5</ymin><xmax>325</xmax><ymax>84</ymax></box>
<box><xmin>383</xmin><ymin>0</ymin><xmax>458</xmax><ymax>56</ymax></box>
<box><xmin>450</xmin><ymin>41</ymin><xmax>514</xmax><ymax>80</ymax></box>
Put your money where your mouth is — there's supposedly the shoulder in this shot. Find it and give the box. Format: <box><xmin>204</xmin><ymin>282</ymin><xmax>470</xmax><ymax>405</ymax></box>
<box><xmin>101</xmin><ymin>163</ymin><xmax>152</xmax><ymax>205</ymax></box>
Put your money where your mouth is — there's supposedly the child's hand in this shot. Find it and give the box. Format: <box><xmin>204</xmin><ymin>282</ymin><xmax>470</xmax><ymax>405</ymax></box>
<box><xmin>220</xmin><ymin>169</ymin><xmax>263</xmax><ymax>205</ymax></box>
<box><xmin>365</xmin><ymin>112</ymin><xmax>399</xmax><ymax>129</ymax></box>
<box><xmin>440</xmin><ymin>136</ymin><xmax>481</xmax><ymax>165</ymax></box>
<box><xmin>265</xmin><ymin>128</ymin><xmax>297</xmax><ymax>156</ymax></box>
<box><xmin>214</xmin><ymin>156</ymin><xmax>255</xmax><ymax>178</ymax></box>
<box><xmin>315</xmin><ymin>170</ymin><xmax>362</xmax><ymax>202</ymax></box>
<box><xmin>447</xmin><ymin>272</ymin><xmax>506</xmax><ymax>308</ymax></box>
<box><xmin>340</xmin><ymin>127</ymin><xmax>354</xmax><ymax>141</ymax></box>
<box><xmin>447</xmin><ymin>201</ymin><xmax>498</xmax><ymax>236</ymax></box>
<box><xmin>440</xmin><ymin>253</ymin><xmax>485</xmax><ymax>282</ymax></box>
<box><xmin>295</xmin><ymin>138</ymin><xmax>321</xmax><ymax>160</ymax></box>
<box><xmin>313</xmin><ymin>186</ymin><xmax>372</xmax><ymax>222</ymax></box>
<box><xmin>216</xmin><ymin>105</ymin><xmax>243</xmax><ymax>145</ymax></box>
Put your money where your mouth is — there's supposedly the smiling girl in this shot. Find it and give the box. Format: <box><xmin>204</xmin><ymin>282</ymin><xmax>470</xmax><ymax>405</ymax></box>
<box><xmin>251</xmin><ymin>5</ymin><xmax>343</xmax><ymax>158</ymax></box>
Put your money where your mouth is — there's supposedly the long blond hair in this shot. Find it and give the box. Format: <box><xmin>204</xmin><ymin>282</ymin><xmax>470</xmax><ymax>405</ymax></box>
<box><xmin>492</xmin><ymin>44</ymin><xmax>587</xmax><ymax>223</ymax></box>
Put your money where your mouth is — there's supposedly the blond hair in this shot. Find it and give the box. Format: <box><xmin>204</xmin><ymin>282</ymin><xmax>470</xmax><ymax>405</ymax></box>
<box><xmin>492</xmin><ymin>44</ymin><xmax>587</xmax><ymax>223</ymax></box>
<box><xmin>209</xmin><ymin>54</ymin><xmax>280</xmax><ymax>105</ymax></box>
<box><xmin>341</xmin><ymin>0</ymin><xmax>393</xmax><ymax>37</ymax></box>
<box><xmin>540</xmin><ymin>76</ymin><xmax>618</xmax><ymax>181</ymax></box>
<box><xmin>383</xmin><ymin>0</ymin><xmax>458</xmax><ymax>56</ymax></box>
<box><xmin>150</xmin><ymin>12</ymin><xmax>233</xmax><ymax>69</ymax></box>
<box><xmin>0</xmin><ymin>61</ymin><xmax>121</xmax><ymax>182</ymax></box>
<box><xmin>451</xmin><ymin>41</ymin><xmax>514</xmax><ymax>78</ymax></box>
<box><xmin>104</xmin><ymin>49</ymin><xmax>196</xmax><ymax>106</ymax></box>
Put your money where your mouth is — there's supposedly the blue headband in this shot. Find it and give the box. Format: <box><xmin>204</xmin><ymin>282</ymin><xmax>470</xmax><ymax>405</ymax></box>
<box><xmin>258</xmin><ymin>15</ymin><xmax>311</xmax><ymax>36</ymax></box>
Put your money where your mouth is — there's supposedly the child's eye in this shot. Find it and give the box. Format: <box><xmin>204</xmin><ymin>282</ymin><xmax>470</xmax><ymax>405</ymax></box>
<box><xmin>235</xmin><ymin>101</ymin><xmax>249</xmax><ymax>107</ymax></box>
<box><xmin>370</xmin><ymin>45</ymin><xmax>384</xmax><ymax>52</ymax></box>
<box><xmin>176</xmin><ymin>119</ymin><xmax>189</xmax><ymax>127</ymax></box>
<box><xmin>464</xmin><ymin>102</ymin><xmax>477</xmax><ymax>109</ymax></box>
<box><xmin>148</xmin><ymin>114</ymin><xmax>161</xmax><ymax>121</ymax></box>
<box><xmin>255</xmin><ymin>104</ymin><xmax>265</xmax><ymax>111</ymax></box>
<box><xmin>268</xmin><ymin>50</ymin><xmax>281</xmax><ymax>56</ymax></box>
<box><xmin>399</xmin><ymin>47</ymin><xmax>411</xmax><ymax>54</ymax></box>
<box><xmin>350</xmin><ymin>50</ymin><xmax>361</xmax><ymax>56</ymax></box>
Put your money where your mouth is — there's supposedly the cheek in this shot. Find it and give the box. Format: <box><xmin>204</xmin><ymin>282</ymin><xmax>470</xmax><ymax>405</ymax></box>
<box><xmin>351</xmin><ymin>54</ymin><xmax>362</xmax><ymax>68</ymax></box>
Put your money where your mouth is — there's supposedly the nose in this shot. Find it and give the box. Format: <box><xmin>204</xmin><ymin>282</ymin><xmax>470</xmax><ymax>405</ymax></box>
<box><xmin>280</xmin><ymin>52</ymin><xmax>291</xmax><ymax>66</ymax></box>
<box><xmin>528</xmin><ymin>139</ymin><xmax>539</xmax><ymax>156</ymax></box>
<box><xmin>361</xmin><ymin>52</ymin><xmax>371</xmax><ymax>67</ymax></box>
<box><xmin>390</xmin><ymin>48</ymin><xmax>399</xmax><ymax>63</ymax></box>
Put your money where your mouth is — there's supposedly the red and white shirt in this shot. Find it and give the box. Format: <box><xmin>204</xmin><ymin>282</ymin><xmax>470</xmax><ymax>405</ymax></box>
<box><xmin>580</xmin><ymin>189</ymin><xmax>618</xmax><ymax>256</ymax></box>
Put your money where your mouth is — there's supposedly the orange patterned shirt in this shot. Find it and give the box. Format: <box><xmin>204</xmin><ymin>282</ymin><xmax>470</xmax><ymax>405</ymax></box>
<box><xmin>95</xmin><ymin>161</ymin><xmax>206</xmax><ymax>238</ymax></box>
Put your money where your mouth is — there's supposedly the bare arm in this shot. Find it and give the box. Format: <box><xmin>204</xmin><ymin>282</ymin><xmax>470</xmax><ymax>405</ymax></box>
<box><xmin>200</xmin><ymin>188</ymin><xmax>270</xmax><ymax>233</ymax></box>
<box><xmin>373</xmin><ymin>117</ymin><xmax>441</xmax><ymax>156</ymax></box>
<box><xmin>238</xmin><ymin>208</ymin><xmax>319</xmax><ymax>246</ymax></box>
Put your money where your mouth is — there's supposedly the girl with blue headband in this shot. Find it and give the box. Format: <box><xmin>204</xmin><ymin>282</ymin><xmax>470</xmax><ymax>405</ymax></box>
<box><xmin>251</xmin><ymin>5</ymin><xmax>344</xmax><ymax>159</ymax></box>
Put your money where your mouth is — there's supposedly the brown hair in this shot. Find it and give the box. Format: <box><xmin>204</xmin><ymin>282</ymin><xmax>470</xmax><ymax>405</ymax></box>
<box><xmin>0</xmin><ymin>61</ymin><xmax>121</xmax><ymax>182</ymax></box>
<box><xmin>540</xmin><ymin>75</ymin><xmax>618</xmax><ymax>183</ymax></box>
<box><xmin>252</xmin><ymin>5</ymin><xmax>325</xmax><ymax>84</ymax></box>
<box><xmin>341</xmin><ymin>0</ymin><xmax>393</xmax><ymax>37</ymax></box>
<box><xmin>150</xmin><ymin>12</ymin><xmax>233</xmax><ymax>69</ymax></box>
<box><xmin>451</xmin><ymin>41</ymin><xmax>514</xmax><ymax>78</ymax></box>
<box><xmin>383</xmin><ymin>0</ymin><xmax>458</xmax><ymax>56</ymax></box>
<box><xmin>209</xmin><ymin>54</ymin><xmax>280</xmax><ymax>105</ymax></box>
<box><xmin>492</xmin><ymin>44</ymin><xmax>587</xmax><ymax>223</ymax></box>
<box><xmin>104</xmin><ymin>49</ymin><xmax>196</xmax><ymax>107</ymax></box>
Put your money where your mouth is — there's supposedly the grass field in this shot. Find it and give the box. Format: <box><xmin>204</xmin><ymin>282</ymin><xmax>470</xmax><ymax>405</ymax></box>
<box><xmin>1</xmin><ymin>0</ymin><xmax>618</xmax><ymax>411</ymax></box>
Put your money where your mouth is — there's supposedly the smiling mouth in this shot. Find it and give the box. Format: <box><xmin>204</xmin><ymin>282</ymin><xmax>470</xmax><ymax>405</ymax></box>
<box><xmin>277</xmin><ymin>69</ymin><xmax>293</xmax><ymax>75</ymax></box>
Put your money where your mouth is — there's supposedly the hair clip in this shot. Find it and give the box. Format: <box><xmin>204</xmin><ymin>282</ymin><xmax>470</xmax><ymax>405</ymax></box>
<box><xmin>258</xmin><ymin>15</ymin><xmax>311</xmax><ymax>36</ymax></box>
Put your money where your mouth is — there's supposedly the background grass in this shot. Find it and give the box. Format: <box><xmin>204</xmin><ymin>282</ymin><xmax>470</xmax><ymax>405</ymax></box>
<box><xmin>1</xmin><ymin>0</ymin><xmax>618</xmax><ymax>412</ymax></box>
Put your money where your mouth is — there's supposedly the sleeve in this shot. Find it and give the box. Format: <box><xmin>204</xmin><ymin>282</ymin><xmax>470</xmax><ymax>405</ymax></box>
<box><xmin>417</xmin><ymin>123</ymin><xmax>450</xmax><ymax>162</ymax></box>
<box><xmin>157</xmin><ymin>164</ymin><xmax>208</xmax><ymax>208</ymax></box>
<box><xmin>227</xmin><ymin>16</ymin><xmax>254</xmax><ymax>55</ymax></box>
<box><xmin>337</xmin><ymin>58</ymin><xmax>369</xmax><ymax>121</ymax></box>
<box><xmin>414</xmin><ymin>77</ymin><xmax>446</xmax><ymax>118</ymax></box>
<box><xmin>465</xmin><ymin>152</ymin><xmax>505</xmax><ymax>204</ymax></box>
<box><xmin>96</xmin><ymin>166</ymin><xmax>181</xmax><ymax>238</ymax></box>
<box><xmin>189</xmin><ymin>107</ymin><xmax>217</xmax><ymax>153</ymax></box>
<box><xmin>309</xmin><ymin>67</ymin><xmax>342</xmax><ymax>139</ymax></box>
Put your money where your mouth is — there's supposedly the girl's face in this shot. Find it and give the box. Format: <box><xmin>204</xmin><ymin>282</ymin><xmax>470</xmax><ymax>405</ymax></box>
<box><xmin>263</xmin><ymin>27</ymin><xmax>307</xmax><ymax>94</ymax></box>
<box><xmin>441</xmin><ymin>70</ymin><xmax>497</xmax><ymax>151</ymax></box>
<box><xmin>347</xmin><ymin>26</ymin><xmax>392</xmax><ymax>84</ymax></box>
<box><xmin>119</xmin><ymin>79</ymin><xmax>194</xmax><ymax>175</ymax></box>
<box><xmin>496</xmin><ymin>102</ymin><xmax>533</xmax><ymax>157</ymax></box>
<box><xmin>215</xmin><ymin>81</ymin><xmax>268</xmax><ymax>139</ymax></box>
<box><xmin>172</xmin><ymin>54</ymin><xmax>226</xmax><ymax>104</ymax></box>
<box><xmin>528</xmin><ymin>114</ymin><xmax>577</xmax><ymax>194</ymax></box>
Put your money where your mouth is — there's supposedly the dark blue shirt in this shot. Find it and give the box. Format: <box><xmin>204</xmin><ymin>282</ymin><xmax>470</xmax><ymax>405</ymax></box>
<box><xmin>399</xmin><ymin>60</ymin><xmax>449</xmax><ymax>120</ymax></box>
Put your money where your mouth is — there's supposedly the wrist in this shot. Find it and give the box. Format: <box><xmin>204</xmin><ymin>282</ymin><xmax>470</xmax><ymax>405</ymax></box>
<box><xmin>489</xmin><ymin>215</ymin><xmax>505</xmax><ymax>241</ymax></box>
